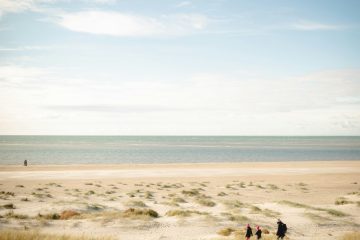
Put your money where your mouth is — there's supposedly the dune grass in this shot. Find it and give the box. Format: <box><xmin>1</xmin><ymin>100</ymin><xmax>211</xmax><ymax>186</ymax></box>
<box><xmin>166</xmin><ymin>209</ymin><xmax>208</xmax><ymax>217</ymax></box>
<box><xmin>341</xmin><ymin>232</ymin><xmax>360</xmax><ymax>240</ymax></box>
<box><xmin>0</xmin><ymin>230</ymin><xmax>113</xmax><ymax>240</ymax></box>
<box><xmin>217</xmin><ymin>227</ymin><xmax>235</xmax><ymax>236</ymax></box>
<box><xmin>335</xmin><ymin>197</ymin><xmax>354</xmax><ymax>205</ymax></box>
<box><xmin>279</xmin><ymin>200</ymin><xmax>347</xmax><ymax>217</ymax></box>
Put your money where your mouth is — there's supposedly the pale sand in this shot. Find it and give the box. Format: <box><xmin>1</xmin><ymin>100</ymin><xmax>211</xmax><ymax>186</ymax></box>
<box><xmin>0</xmin><ymin>161</ymin><xmax>359</xmax><ymax>240</ymax></box>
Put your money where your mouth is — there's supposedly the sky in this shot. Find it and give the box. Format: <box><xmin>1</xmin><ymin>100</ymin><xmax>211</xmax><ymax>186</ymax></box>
<box><xmin>0</xmin><ymin>0</ymin><xmax>360</xmax><ymax>135</ymax></box>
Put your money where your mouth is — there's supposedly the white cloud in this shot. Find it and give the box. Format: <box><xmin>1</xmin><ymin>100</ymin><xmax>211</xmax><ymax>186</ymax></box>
<box><xmin>56</xmin><ymin>11</ymin><xmax>208</xmax><ymax>37</ymax></box>
<box><xmin>292</xmin><ymin>20</ymin><xmax>342</xmax><ymax>31</ymax></box>
<box><xmin>176</xmin><ymin>1</ymin><xmax>192</xmax><ymax>8</ymax></box>
<box><xmin>1</xmin><ymin>65</ymin><xmax>359</xmax><ymax>135</ymax></box>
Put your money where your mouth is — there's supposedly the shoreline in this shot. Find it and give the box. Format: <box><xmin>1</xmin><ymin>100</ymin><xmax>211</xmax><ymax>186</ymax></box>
<box><xmin>1</xmin><ymin>160</ymin><xmax>359</xmax><ymax>180</ymax></box>
<box><xmin>1</xmin><ymin>160</ymin><xmax>359</xmax><ymax>170</ymax></box>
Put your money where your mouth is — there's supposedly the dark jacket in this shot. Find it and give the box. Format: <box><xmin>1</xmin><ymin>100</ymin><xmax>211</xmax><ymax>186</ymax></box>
<box><xmin>276</xmin><ymin>222</ymin><xmax>286</xmax><ymax>237</ymax></box>
<box><xmin>255</xmin><ymin>229</ymin><xmax>262</xmax><ymax>239</ymax></box>
<box><xmin>246</xmin><ymin>227</ymin><xmax>253</xmax><ymax>237</ymax></box>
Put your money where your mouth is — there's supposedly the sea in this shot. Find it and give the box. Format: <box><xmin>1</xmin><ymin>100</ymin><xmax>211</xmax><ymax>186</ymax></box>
<box><xmin>0</xmin><ymin>136</ymin><xmax>359</xmax><ymax>165</ymax></box>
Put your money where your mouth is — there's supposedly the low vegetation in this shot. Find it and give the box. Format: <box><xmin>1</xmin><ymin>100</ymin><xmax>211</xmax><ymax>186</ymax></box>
<box><xmin>122</xmin><ymin>208</ymin><xmax>159</xmax><ymax>218</ymax></box>
<box><xmin>165</xmin><ymin>209</ymin><xmax>208</xmax><ymax>217</ymax></box>
<box><xmin>279</xmin><ymin>200</ymin><xmax>347</xmax><ymax>217</ymax></box>
<box><xmin>0</xmin><ymin>230</ymin><xmax>113</xmax><ymax>240</ymax></box>
<box><xmin>341</xmin><ymin>232</ymin><xmax>360</xmax><ymax>240</ymax></box>
<box><xmin>217</xmin><ymin>227</ymin><xmax>235</xmax><ymax>236</ymax></box>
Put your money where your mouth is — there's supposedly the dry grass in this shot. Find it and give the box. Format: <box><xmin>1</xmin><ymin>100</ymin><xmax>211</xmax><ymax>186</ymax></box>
<box><xmin>335</xmin><ymin>197</ymin><xmax>354</xmax><ymax>205</ymax></box>
<box><xmin>341</xmin><ymin>232</ymin><xmax>360</xmax><ymax>240</ymax></box>
<box><xmin>217</xmin><ymin>227</ymin><xmax>235</xmax><ymax>236</ymax></box>
<box><xmin>122</xmin><ymin>208</ymin><xmax>159</xmax><ymax>219</ymax></box>
<box><xmin>60</xmin><ymin>210</ymin><xmax>80</xmax><ymax>220</ymax></box>
<box><xmin>196</xmin><ymin>198</ymin><xmax>216</xmax><ymax>207</ymax></box>
<box><xmin>181</xmin><ymin>189</ymin><xmax>201</xmax><ymax>196</ymax></box>
<box><xmin>166</xmin><ymin>209</ymin><xmax>208</xmax><ymax>217</ymax></box>
<box><xmin>0</xmin><ymin>230</ymin><xmax>113</xmax><ymax>240</ymax></box>
<box><xmin>125</xmin><ymin>200</ymin><xmax>147</xmax><ymax>207</ymax></box>
<box><xmin>4</xmin><ymin>210</ymin><xmax>29</xmax><ymax>219</ymax></box>
<box><xmin>279</xmin><ymin>200</ymin><xmax>347</xmax><ymax>217</ymax></box>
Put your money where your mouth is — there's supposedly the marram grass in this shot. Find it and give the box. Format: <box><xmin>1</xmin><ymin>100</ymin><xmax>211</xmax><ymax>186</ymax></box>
<box><xmin>0</xmin><ymin>230</ymin><xmax>113</xmax><ymax>240</ymax></box>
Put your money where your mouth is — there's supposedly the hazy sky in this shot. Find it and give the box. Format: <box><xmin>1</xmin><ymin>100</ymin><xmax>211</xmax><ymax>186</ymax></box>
<box><xmin>0</xmin><ymin>0</ymin><xmax>359</xmax><ymax>135</ymax></box>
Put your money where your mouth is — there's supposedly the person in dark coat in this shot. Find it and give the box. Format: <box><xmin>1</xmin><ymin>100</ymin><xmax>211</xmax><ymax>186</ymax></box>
<box><xmin>255</xmin><ymin>225</ymin><xmax>262</xmax><ymax>239</ymax></box>
<box><xmin>276</xmin><ymin>219</ymin><xmax>287</xmax><ymax>239</ymax></box>
<box><xmin>245</xmin><ymin>224</ymin><xmax>253</xmax><ymax>240</ymax></box>
<box><xmin>24</xmin><ymin>160</ymin><xmax>28</xmax><ymax>166</ymax></box>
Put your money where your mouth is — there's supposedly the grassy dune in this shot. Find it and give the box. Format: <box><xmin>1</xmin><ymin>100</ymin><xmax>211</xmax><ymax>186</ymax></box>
<box><xmin>0</xmin><ymin>230</ymin><xmax>113</xmax><ymax>240</ymax></box>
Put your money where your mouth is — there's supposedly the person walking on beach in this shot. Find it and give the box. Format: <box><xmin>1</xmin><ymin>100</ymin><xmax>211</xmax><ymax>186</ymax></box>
<box><xmin>245</xmin><ymin>224</ymin><xmax>253</xmax><ymax>240</ymax></box>
<box><xmin>255</xmin><ymin>225</ymin><xmax>262</xmax><ymax>239</ymax></box>
<box><xmin>23</xmin><ymin>159</ymin><xmax>27</xmax><ymax>166</ymax></box>
<box><xmin>276</xmin><ymin>219</ymin><xmax>287</xmax><ymax>239</ymax></box>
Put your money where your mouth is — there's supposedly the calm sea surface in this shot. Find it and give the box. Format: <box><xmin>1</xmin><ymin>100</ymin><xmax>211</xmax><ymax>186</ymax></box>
<box><xmin>0</xmin><ymin>136</ymin><xmax>359</xmax><ymax>165</ymax></box>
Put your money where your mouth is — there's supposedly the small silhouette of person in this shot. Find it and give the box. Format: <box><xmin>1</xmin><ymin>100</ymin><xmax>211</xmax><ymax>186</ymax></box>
<box><xmin>276</xmin><ymin>219</ymin><xmax>287</xmax><ymax>239</ymax></box>
<box><xmin>255</xmin><ymin>225</ymin><xmax>262</xmax><ymax>239</ymax></box>
<box><xmin>245</xmin><ymin>223</ymin><xmax>253</xmax><ymax>240</ymax></box>
<box><xmin>24</xmin><ymin>160</ymin><xmax>28</xmax><ymax>166</ymax></box>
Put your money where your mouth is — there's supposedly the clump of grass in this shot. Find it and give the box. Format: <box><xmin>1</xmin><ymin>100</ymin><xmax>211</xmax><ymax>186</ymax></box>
<box><xmin>86</xmin><ymin>204</ymin><xmax>105</xmax><ymax>211</ymax></box>
<box><xmin>59</xmin><ymin>210</ymin><xmax>80</xmax><ymax>220</ymax></box>
<box><xmin>228</xmin><ymin>214</ymin><xmax>249</xmax><ymax>223</ymax></box>
<box><xmin>340</xmin><ymin>232</ymin><xmax>360</xmax><ymax>240</ymax></box>
<box><xmin>304</xmin><ymin>212</ymin><xmax>331</xmax><ymax>223</ymax></box>
<box><xmin>0</xmin><ymin>191</ymin><xmax>15</xmax><ymax>197</ymax></box>
<box><xmin>196</xmin><ymin>198</ymin><xmax>216</xmax><ymax>207</ymax></box>
<box><xmin>37</xmin><ymin>213</ymin><xmax>60</xmax><ymax>220</ymax></box>
<box><xmin>2</xmin><ymin>203</ymin><xmax>15</xmax><ymax>209</ymax></box>
<box><xmin>181</xmin><ymin>189</ymin><xmax>200</xmax><ymax>196</ymax></box>
<box><xmin>16</xmin><ymin>185</ymin><xmax>25</xmax><ymax>188</ymax></box>
<box><xmin>172</xmin><ymin>197</ymin><xmax>186</xmax><ymax>203</ymax></box>
<box><xmin>263</xmin><ymin>209</ymin><xmax>281</xmax><ymax>218</ymax></box>
<box><xmin>122</xmin><ymin>208</ymin><xmax>159</xmax><ymax>218</ymax></box>
<box><xmin>31</xmin><ymin>192</ymin><xmax>52</xmax><ymax>198</ymax></box>
<box><xmin>267</xmin><ymin>184</ymin><xmax>279</xmax><ymax>190</ymax></box>
<box><xmin>145</xmin><ymin>191</ymin><xmax>153</xmax><ymax>199</ymax></box>
<box><xmin>256</xmin><ymin>184</ymin><xmax>265</xmax><ymax>189</ymax></box>
<box><xmin>86</xmin><ymin>190</ymin><xmax>95</xmax><ymax>195</ymax></box>
<box><xmin>218</xmin><ymin>192</ymin><xmax>227</xmax><ymax>196</ymax></box>
<box><xmin>5</xmin><ymin>210</ymin><xmax>29</xmax><ymax>219</ymax></box>
<box><xmin>165</xmin><ymin>209</ymin><xmax>208</xmax><ymax>217</ymax></box>
<box><xmin>335</xmin><ymin>197</ymin><xmax>354</xmax><ymax>205</ymax></box>
<box><xmin>85</xmin><ymin>182</ymin><xmax>93</xmax><ymax>185</ymax></box>
<box><xmin>279</xmin><ymin>200</ymin><xmax>347</xmax><ymax>217</ymax></box>
<box><xmin>224</xmin><ymin>200</ymin><xmax>245</xmax><ymax>209</ymax></box>
<box><xmin>105</xmin><ymin>191</ymin><xmax>116</xmax><ymax>195</ymax></box>
<box><xmin>126</xmin><ymin>200</ymin><xmax>147</xmax><ymax>207</ymax></box>
<box><xmin>0</xmin><ymin>230</ymin><xmax>114</xmax><ymax>240</ymax></box>
<box><xmin>21</xmin><ymin>198</ymin><xmax>29</xmax><ymax>202</ymax></box>
<box><xmin>217</xmin><ymin>227</ymin><xmax>235</xmax><ymax>236</ymax></box>
<box><xmin>325</xmin><ymin>208</ymin><xmax>347</xmax><ymax>217</ymax></box>
<box><xmin>251</xmin><ymin>206</ymin><xmax>261</xmax><ymax>213</ymax></box>
<box><xmin>298</xmin><ymin>182</ymin><xmax>307</xmax><ymax>186</ymax></box>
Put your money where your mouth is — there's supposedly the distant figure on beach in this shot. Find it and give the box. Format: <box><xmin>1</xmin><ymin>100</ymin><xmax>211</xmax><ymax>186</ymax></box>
<box><xmin>255</xmin><ymin>225</ymin><xmax>262</xmax><ymax>239</ymax></box>
<box><xmin>23</xmin><ymin>160</ymin><xmax>28</xmax><ymax>166</ymax></box>
<box><xmin>276</xmin><ymin>219</ymin><xmax>287</xmax><ymax>239</ymax></box>
<box><xmin>245</xmin><ymin>224</ymin><xmax>253</xmax><ymax>240</ymax></box>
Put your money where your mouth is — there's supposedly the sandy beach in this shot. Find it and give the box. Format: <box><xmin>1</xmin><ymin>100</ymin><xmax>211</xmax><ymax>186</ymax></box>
<box><xmin>0</xmin><ymin>161</ymin><xmax>359</xmax><ymax>240</ymax></box>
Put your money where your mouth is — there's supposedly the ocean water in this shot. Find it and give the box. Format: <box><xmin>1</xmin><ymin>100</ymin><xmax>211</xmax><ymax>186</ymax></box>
<box><xmin>0</xmin><ymin>136</ymin><xmax>359</xmax><ymax>165</ymax></box>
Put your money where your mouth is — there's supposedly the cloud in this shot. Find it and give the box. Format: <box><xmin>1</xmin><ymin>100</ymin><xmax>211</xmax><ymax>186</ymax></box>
<box><xmin>0</xmin><ymin>45</ymin><xmax>56</xmax><ymax>51</ymax></box>
<box><xmin>292</xmin><ymin>20</ymin><xmax>342</xmax><ymax>31</ymax></box>
<box><xmin>56</xmin><ymin>11</ymin><xmax>208</xmax><ymax>37</ymax></box>
<box><xmin>176</xmin><ymin>1</ymin><xmax>192</xmax><ymax>8</ymax></box>
<box><xmin>0</xmin><ymin>65</ymin><xmax>48</xmax><ymax>84</ymax></box>
<box><xmin>45</xmin><ymin>104</ymin><xmax>184</xmax><ymax>113</ymax></box>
